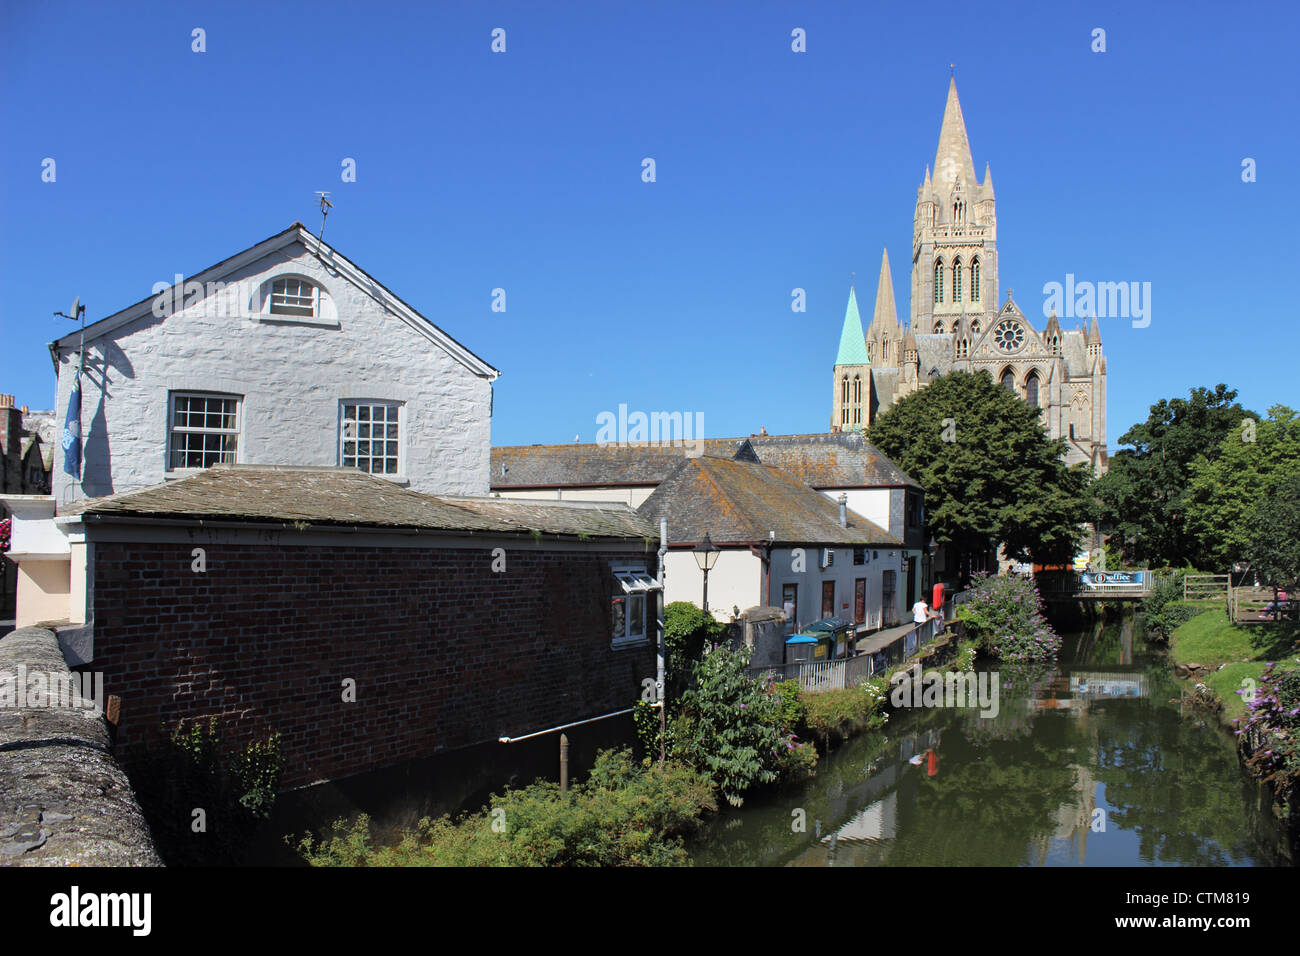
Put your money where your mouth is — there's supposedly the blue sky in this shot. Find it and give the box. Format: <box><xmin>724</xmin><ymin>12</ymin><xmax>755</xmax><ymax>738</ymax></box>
<box><xmin>2</xmin><ymin>0</ymin><xmax>1296</xmax><ymax>448</ymax></box>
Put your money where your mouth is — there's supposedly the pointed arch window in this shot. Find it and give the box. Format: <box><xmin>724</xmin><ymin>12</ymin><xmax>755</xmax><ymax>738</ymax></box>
<box><xmin>953</xmin><ymin>257</ymin><xmax>963</xmax><ymax>303</ymax></box>
<box><xmin>1025</xmin><ymin>371</ymin><xmax>1040</xmax><ymax>407</ymax></box>
<box><xmin>928</xmin><ymin>368</ymin><xmax>940</xmax><ymax>382</ymax></box>
<box><xmin>933</xmin><ymin>322</ymin><xmax>944</xmax><ymax>334</ymax></box>
<box><xmin>1000</xmin><ymin>369</ymin><xmax>1016</xmax><ymax>391</ymax></box>
<box><xmin>970</xmin><ymin>319</ymin><xmax>981</xmax><ymax>335</ymax></box>
<box><xmin>934</xmin><ymin>261</ymin><xmax>945</xmax><ymax>304</ymax></box>
<box><xmin>841</xmin><ymin>375</ymin><xmax>849</xmax><ymax>406</ymax></box>
<box><xmin>971</xmin><ymin>258</ymin><xmax>981</xmax><ymax>302</ymax></box>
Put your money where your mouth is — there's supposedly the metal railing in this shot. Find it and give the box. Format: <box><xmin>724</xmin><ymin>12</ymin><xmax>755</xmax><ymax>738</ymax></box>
<box><xmin>754</xmin><ymin>617</ymin><xmax>945</xmax><ymax>694</ymax></box>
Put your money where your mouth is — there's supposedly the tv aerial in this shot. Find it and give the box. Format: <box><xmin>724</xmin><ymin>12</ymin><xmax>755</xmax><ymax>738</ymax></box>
<box><xmin>315</xmin><ymin>191</ymin><xmax>334</xmax><ymax>242</ymax></box>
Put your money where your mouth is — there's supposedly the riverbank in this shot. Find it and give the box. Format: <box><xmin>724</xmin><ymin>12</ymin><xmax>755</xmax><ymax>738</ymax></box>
<box><xmin>1168</xmin><ymin>608</ymin><xmax>1298</xmax><ymax>723</ymax></box>
<box><xmin>688</xmin><ymin>614</ymin><xmax>1292</xmax><ymax>866</ymax></box>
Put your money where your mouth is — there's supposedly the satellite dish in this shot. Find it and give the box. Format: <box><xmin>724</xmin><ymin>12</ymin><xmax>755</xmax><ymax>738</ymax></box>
<box><xmin>70</xmin><ymin>296</ymin><xmax>80</xmax><ymax>319</ymax></box>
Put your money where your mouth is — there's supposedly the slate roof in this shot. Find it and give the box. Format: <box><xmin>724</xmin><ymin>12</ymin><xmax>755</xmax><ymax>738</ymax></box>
<box><xmin>491</xmin><ymin>433</ymin><xmax>919</xmax><ymax>490</ymax></box>
<box><xmin>637</xmin><ymin>456</ymin><xmax>899</xmax><ymax>547</ymax></box>
<box><xmin>64</xmin><ymin>465</ymin><xmax>655</xmax><ymax>540</ymax></box>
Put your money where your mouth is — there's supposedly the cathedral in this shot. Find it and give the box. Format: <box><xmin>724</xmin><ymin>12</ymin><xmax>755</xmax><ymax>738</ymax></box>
<box><xmin>831</xmin><ymin>78</ymin><xmax>1107</xmax><ymax>475</ymax></box>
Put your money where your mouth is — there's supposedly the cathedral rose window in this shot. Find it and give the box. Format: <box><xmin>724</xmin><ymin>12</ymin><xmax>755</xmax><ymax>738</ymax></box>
<box><xmin>993</xmin><ymin>319</ymin><xmax>1025</xmax><ymax>353</ymax></box>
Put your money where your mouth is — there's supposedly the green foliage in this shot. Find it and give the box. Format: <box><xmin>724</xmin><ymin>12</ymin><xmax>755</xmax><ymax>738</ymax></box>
<box><xmin>230</xmin><ymin>733</ymin><xmax>286</xmax><ymax>818</ymax></box>
<box><xmin>799</xmin><ymin>676</ymin><xmax>891</xmax><ymax>741</ymax></box>
<box><xmin>1095</xmin><ymin>384</ymin><xmax>1252</xmax><ymax>567</ymax></box>
<box><xmin>1247</xmin><ymin>470</ymin><xmax>1300</xmax><ymax>592</ymax></box>
<box><xmin>670</xmin><ymin>644</ymin><xmax>782</xmax><ymax>806</ymax></box>
<box><xmin>1185</xmin><ymin>406</ymin><xmax>1300</xmax><ymax>571</ymax></box>
<box><xmin>663</xmin><ymin>601</ymin><xmax>725</xmax><ymax>706</ymax></box>
<box><xmin>130</xmin><ymin>717</ymin><xmax>285</xmax><ymax>865</ymax></box>
<box><xmin>295</xmin><ymin>749</ymin><xmax>716</xmax><ymax>866</ymax></box>
<box><xmin>867</xmin><ymin>370</ymin><xmax>1090</xmax><ymax>570</ymax></box>
<box><xmin>766</xmin><ymin>678</ymin><xmax>806</xmax><ymax>733</ymax></box>
<box><xmin>955</xmin><ymin>572</ymin><xmax>1061</xmax><ymax>663</ymax></box>
<box><xmin>632</xmin><ymin>699</ymin><xmax>661</xmax><ymax>758</ymax></box>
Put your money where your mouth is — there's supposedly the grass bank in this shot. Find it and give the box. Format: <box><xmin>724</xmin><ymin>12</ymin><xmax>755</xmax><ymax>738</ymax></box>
<box><xmin>1170</xmin><ymin>609</ymin><xmax>1299</xmax><ymax>721</ymax></box>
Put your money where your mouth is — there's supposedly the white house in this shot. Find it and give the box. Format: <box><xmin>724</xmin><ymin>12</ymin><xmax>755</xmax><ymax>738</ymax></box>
<box><xmin>636</xmin><ymin>455</ymin><xmax>909</xmax><ymax>631</ymax></box>
<box><xmin>491</xmin><ymin>432</ymin><xmax>930</xmax><ymax>613</ymax></box>
<box><xmin>48</xmin><ymin>222</ymin><xmax>498</xmax><ymax>505</ymax></box>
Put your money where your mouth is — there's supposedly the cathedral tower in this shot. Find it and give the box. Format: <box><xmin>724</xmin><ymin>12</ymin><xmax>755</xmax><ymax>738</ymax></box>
<box><xmin>830</xmin><ymin>286</ymin><xmax>869</xmax><ymax>431</ymax></box>
<box><xmin>912</xmin><ymin>77</ymin><xmax>998</xmax><ymax>336</ymax></box>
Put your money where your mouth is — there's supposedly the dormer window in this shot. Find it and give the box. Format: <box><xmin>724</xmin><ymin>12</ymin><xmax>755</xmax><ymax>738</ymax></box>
<box><xmin>270</xmin><ymin>277</ymin><xmax>316</xmax><ymax>317</ymax></box>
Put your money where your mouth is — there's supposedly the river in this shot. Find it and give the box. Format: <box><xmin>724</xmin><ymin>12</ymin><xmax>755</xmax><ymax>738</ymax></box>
<box><xmin>686</xmin><ymin>613</ymin><xmax>1294</xmax><ymax>866</ymax></box>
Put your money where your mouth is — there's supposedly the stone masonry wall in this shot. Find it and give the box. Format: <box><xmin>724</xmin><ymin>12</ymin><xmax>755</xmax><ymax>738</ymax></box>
<box><xmin>0</xmin><ymin>626</ymin><xmax>161</xmax><ymax>866</ymax></box>
<box><xmin>91</xmin><ymin>541</ymin><xmax>657</xmax><ymax>789</ymax></box>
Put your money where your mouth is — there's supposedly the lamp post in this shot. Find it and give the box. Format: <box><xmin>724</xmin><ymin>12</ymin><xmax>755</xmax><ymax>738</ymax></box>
<box><xmin>693</xmin><ymin>532</ymin><xmax>720</xmax><ymax>613</ymax></box>
<box><xmin>927</xmin><ymin>535</ymin><xmax>939</xmax><ymax>589</ymax></box>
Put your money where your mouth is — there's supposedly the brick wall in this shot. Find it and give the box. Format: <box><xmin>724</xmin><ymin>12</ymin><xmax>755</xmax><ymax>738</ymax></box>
<box><xmin>91</xmin><ymin>540</ymin><xmax>656</xmax><ymax>788</ymax></box>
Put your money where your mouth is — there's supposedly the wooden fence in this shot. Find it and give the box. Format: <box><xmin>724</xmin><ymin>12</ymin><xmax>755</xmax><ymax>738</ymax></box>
<box><xmin>1184</xmin><ymin>572</ymin><xmax>1230</xmax><ymax>602</ymax></box>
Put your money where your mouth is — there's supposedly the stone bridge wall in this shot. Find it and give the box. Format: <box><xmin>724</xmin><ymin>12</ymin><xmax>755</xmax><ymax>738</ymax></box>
<box><xmin>0</xmin><ymin>626</ymin><xmax>160</xmax><ymax>866</ymax></box>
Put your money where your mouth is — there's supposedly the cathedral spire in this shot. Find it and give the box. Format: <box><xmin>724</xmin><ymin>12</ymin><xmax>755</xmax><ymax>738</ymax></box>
<box><xmin>872</xmin><ymin>248</ymin><xmax>898</xmax><ymax>329</ymax></box>
<box><xmin>834</xmin><ymin>286</ymin><xmax>870</xmax><ymax>366</ymax></box>
<box><xmin>933</xmin><ymin>76</ymin><xmax>978</xmax><ymax>194</ymax></box>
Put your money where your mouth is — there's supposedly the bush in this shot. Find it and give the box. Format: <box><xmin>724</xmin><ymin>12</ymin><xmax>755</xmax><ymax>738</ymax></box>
<box><xmin>800</xmin><ymin>676</ymin><xmax>891</xmax><ymax>742</ymax></box>
<box><xmin>1141</xmin><ymin>571</ymin><xmax>1194</xmax><ymax>639</ymax></box>
<box><xmin>1238</xmin><ymin>663</ymin><xmax>1300</xmax><ymax>803</ymax></box>
<box><xmin>664</xmin><ymin>601</ymin><xmax>726</xmax><ymax>707</ymax></box>
<box><xmin>130</xmin><ymin>717</ymin><xmax>286</xmax><ymax>865</ymax></box>
<box><xmin>956</xmin><ymin>572</ymin><xmax>1061</xmax><ymax>663</ymax></box>
<box><xmin>295</xmin><ymin>749</ymin><xmax>716</xmax><ymax>867</ymax></box>
<box><xmin>669</xmin><ymin>644</ymin><xmax>783</xmax><ymax>806</ymax></box>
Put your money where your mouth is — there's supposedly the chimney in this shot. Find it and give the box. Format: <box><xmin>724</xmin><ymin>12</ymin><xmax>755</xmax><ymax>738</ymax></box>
<box><xmin>838</xmin><ymin>493</ymin><xmax>848</xmax><ymax>527</ymax></box>
<box><xmin>0</xmin><ymin>395</ymin><xmax>13</xmax><ymax>409</ymax></box>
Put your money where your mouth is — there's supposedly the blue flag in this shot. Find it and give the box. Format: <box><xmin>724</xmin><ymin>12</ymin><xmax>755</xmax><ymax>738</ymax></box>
<box><xmin>62</xmin><ymin>369</ymin><xmax>82</xmax><ymax>480</ymax></box>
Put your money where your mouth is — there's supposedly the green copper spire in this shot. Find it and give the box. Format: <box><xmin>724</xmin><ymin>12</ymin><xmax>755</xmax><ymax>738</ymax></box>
<box><xmin>834</xmin><ymin>286</ymin><xmax>871</xmax><ymax>367</ymax></box>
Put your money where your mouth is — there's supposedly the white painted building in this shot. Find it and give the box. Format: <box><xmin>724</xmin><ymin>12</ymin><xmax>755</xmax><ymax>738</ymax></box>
<box><xmin>48</xmin><ymin>223</ymin><xmax>498</xmax><ymax>505</ymax></box>
<box><xmin>639</xmin><ymin>456</ymin><xmax>910</xmax><ymax>631</ymax></box>
<box><xmin>491</xmin><ymin>433</ymin><xmax>930</xmax><ymax>622</ymax></box>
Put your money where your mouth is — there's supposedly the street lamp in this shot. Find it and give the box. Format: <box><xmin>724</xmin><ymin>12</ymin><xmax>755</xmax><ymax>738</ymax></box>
<box><xmin>693</xmin><ymin>532</ymin><xmax>720</xmax><ymax>613</ymax></box>
<box><xmin>927</xmin><ymin>536</ymin><xmax>939</xmax><ymax>588</ymax></box>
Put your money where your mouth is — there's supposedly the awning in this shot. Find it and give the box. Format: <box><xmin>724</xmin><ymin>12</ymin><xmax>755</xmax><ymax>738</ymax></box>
<box><xmin>614</xmin><ymin>570</ymin><xmax>661</xmax><ymax>593</ymax></box>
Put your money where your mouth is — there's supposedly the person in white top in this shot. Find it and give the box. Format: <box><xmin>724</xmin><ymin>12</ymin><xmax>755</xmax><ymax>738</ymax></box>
<box><xmin>912</xmin><ymin>599</ymin><xmax>937</xmax><ymax>624</ymax></box>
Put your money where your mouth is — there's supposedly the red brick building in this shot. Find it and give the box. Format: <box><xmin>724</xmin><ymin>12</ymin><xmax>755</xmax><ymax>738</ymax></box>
<box><xmin>63</xmin><ymin>465</ymin><xmax>661</xmax><ymax>789</ymax></box>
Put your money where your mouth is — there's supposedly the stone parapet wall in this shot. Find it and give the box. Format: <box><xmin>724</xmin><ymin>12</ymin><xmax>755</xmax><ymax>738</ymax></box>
<box><xmin>0</xmin><ymin>626</ymin><xmax>161</xmax><ymax>866</ymax></box>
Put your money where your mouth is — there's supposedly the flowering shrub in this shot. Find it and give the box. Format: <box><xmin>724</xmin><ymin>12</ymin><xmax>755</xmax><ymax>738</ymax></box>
<box><xmin>956</xmin><ymin>572</ymin><xmax>1061</xmax><ymax>663</ymax></box>
<box><xmin>0</xmin><ymin>518</ymin><xmax>10</xmax><ymax>554</ymax></box>
<box><xmin>669</xmin><ymin>644</ymin><xmax>783</xmax><ymax>807</ymax></box>
<box><xmin>1237</xmin><ymin>662</ymin><xmax>1300</xmax><ymax>803</ymax></box>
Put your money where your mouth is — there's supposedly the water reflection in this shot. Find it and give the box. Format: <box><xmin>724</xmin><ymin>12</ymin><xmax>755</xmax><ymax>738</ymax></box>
<box><xmin>689</xmin><ymin>617</ymin><xmax>1292</xmax><ymax>867</ymax></box>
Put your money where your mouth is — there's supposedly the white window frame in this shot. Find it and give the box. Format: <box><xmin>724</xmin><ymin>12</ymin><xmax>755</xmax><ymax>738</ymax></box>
<box><xmin>269</xmin><ymin>276</ymin><xmax>317</xmax><ymax>317</ymax></box>
<box><xmin>611</xmin><ymin>566</ymin><xmax>659</xmax><ymax>649</ymax></box>
<box><xmin>167</xmin><ymin>391</ymin><xmax>242</xmax><ymax>473</ymax></box>
<box><xmin>339</xmin><ymin>400</ymin><xmax>404</xmax><ymax>480</ymax></box>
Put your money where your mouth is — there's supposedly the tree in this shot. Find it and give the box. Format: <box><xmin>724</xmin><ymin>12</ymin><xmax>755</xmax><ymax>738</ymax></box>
<box><xmin>1094</xmin><ymin>384</ymin><xmax>1251</xmax><ymax>567</ymax></box>
<box><xmin>867</xmin><ymin>370</ymin><xmax>1090</xmax><ymax>577</ymax></box>
<box><xmin>1185</xmin><ymin>405</ymin><xmax>1300</xmax><ymax>570</ymax></box>
<box><xmin>1247</xmin><ymin>471</ymin><xmax>1300</xmax><ymax>593</ymax></box>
